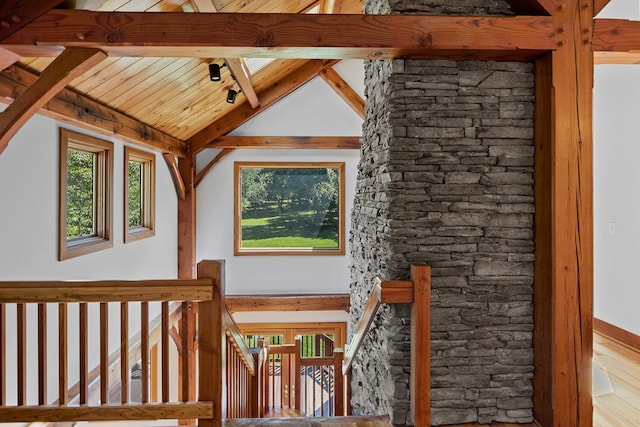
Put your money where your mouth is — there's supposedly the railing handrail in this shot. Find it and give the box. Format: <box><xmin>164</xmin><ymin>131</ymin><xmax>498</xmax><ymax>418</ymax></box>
<box><xmin>0</xmin><ymin>279</ymin><xmax>213</xmax><ymax>303</ymax></box>
<box><xmin>342</xmin><ymin>278</ymin><xmax>383</xmax><ymax>376</ymax></box>
<box><xmin>223</xmin><ymin>303</ymin><xmax>255</xmax><ymax>375</ymax></box>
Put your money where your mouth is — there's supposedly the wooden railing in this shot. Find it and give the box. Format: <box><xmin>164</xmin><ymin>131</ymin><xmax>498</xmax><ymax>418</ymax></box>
<box><xmin>342</xmin><ymin>265</ymin><xmax>431</xmax><ymax>426</ymax></box>
<box><xmin>262</xmin><ymin>336</ymin><xmax>344</xmax><ymax>417</ymax></box>
<box><xmin>0</xmin><ymin>259</ymin><xmax>251</xmax><ymax>427</ymax></box>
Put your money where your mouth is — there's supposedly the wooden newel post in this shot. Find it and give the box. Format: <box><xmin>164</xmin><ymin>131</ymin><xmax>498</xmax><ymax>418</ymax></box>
<box><xmin>250</xmin><ymin>349</ymin><xmax>260</xmax><ymax>418</ymax></box>
<box><xmin>197</xmin><ymin>260</ymin><xmax>225</xmax><ymax>427</ymax></box>
<box><xmin>410</xmin><ymin>264</ymin><xmax>431</xmax><ymax>427</ymax></box>
<box><xmin>333</xmin><ymin>348</ymin><xmax>345</xmax><ymax>416</ymax></box>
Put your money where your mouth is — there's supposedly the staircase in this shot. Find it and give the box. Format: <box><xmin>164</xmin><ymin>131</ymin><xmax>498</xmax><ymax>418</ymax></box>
<box><xmin>224</xmin><ymin>415</ymin><xmax>393</xmax><ymax>426</ymax></box>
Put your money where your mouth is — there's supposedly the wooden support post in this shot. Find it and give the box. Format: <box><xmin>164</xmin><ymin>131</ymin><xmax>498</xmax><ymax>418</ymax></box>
<box><xmin>334</xmin><ymin>348</ymin><xmax>345</xmax><ymax>416</ymax></box>
<box><xmin>197</xmin><ymin>260</ymin><xmax>225</xmax><ymax>427</ymax></box>
<box><xmin>410</xmin><ymin>265</ymin><xmax>430</xmax><ymax>427</ymax></box>
<box><xmin>178</xmin><ymin>152</ymin><xmax>197</xmax><ymax>424</ymax></box>
<box><xmin>533</xmin><ymin>0</ymin><xmax>593</xmax><ymax>425</ymax></box>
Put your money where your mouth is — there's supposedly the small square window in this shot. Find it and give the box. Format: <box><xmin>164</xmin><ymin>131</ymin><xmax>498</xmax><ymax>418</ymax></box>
<box><xmin>59</xmin><ymin>129</ymin><xmax>113</xmax><ymax>260</ymax></box>
<box><xmin>124</xmin><ymin>146</ymin><xmax>155</xmax><ymax>243</ymax></box>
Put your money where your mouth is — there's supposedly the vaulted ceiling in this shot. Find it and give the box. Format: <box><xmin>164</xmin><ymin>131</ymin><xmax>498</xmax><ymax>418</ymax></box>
<box><xmin>0</xmin><ymin>0</ymin><xmax>636</xmax><ymax>167</ymax></box>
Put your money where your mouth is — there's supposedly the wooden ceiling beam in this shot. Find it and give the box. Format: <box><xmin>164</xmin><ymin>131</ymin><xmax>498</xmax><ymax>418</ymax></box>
<box><xmin>206</xmin><ymin>136</ymin><xmax>361</xmax><ymax>149</ymax></box>
<box><xmin>593</xmin><ymin>19</ymin><xmax>640</xmax><ymax>54</ymax></box>
<box><xmin>0</xmin><ymin>47</ymin><xmax>106</xmax><ymax>156</ymax></box>
<box><xmin>594</xmin><ymin>0</ymin><xmax>613</xmax><ymax>17</ymax></box>
<box><xmin>0</xmin><ymin>48</ymin><xmax>20</xmax><ymax>72</ymax></box>
<box><xmin>225</xmin><ymin>58</ymin><xmax>260</xmax><ymax>109</ymax></box>
<box><xmin>189</xmin><ymin>59</ymin><xmax>338</xmax><ymax>154</ymax></box>
<box><xmin>319</xmin><ymin>67</ymin><xmax>364</xmax><ymax>119</ymax></box>
<box><xmin>226</xmin><ymin>294</ymin><xmax>351</xmax><ymax>313</ymax></box>
<box><xmin>0</xmin><ymin>64</ymin><xmax>188</xmax><ymax>156</ymax></box>
<box><xmin>0</xmin><ymin>0</ymin><xmax>63</xmax><ymax>41</ymax></box>
<box><xmin>0</xmin><ymin>11</ymin><xmax>555</xmax><ymax>60</ymax></box>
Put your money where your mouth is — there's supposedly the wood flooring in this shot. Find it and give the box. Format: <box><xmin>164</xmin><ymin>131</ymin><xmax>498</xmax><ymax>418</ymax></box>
<box><xmin>594</xmin><ymin>332</ymin><xmax>640</xmax><ymax>426</ymax></box>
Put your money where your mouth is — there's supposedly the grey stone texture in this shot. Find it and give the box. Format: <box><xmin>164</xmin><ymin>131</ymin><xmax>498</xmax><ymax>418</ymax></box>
<box><xmin>350</xmin><ymin>1</ymin><xmax>533</xmax><ymax>425</ymax></box>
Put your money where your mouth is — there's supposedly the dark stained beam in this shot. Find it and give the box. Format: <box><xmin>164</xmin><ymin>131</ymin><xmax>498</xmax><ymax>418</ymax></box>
<box><xmin>189</xmin><ymin>59</ymin><xmax>338</xmax><ymax>154</ymax></box>
<box><xmin>0</xmin><ymin>47</ymin><xmax>106</xmax><ymax>156</ymax></box>
<box><xmin>0</xmin><ymin>64</ymin><xmax>188</xmax><ymax>156</ymax></box>
<box><xmin>0</xmin><ymin>0</ymin><xmax>63</xmax><ymax>41</ymax></box>
<box><xmin>0</xmin><ymin>11</ymin><xmax>555</xmax><ymax>60</ymax></box>
<box><xmin>206</xmin><ymin>136</ymin><xmax>361</xmax><ymax>150</ymax></box>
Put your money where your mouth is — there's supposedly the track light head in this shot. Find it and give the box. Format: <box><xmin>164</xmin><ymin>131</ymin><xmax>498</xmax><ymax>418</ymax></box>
<box><xmin>226</xmin><ymin>88</ymin><xmax>238</xmax><ymax>104</ymax></box>
<box><xmin>209</xmin><ymin>63</ymin><xmax>226</xmax><ymax>81</ymax></box>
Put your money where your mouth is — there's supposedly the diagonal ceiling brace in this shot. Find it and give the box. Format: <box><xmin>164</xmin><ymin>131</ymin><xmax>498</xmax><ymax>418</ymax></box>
<box><xmin>0</xmin><ymin>47</ymin><xmax>106</xmax><ymax>156</ymax></box>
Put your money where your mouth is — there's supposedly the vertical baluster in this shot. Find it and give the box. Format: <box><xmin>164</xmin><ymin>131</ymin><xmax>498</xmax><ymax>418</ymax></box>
<box><xmin>17</xmin><ymin>303</ymin><xmax>26</xmax><ymax>406</ymax></box>
<box><xmin>150</xmin><ymin>344</ymin><xmax>158</xmax><ymax>402</ymax></box>
<box><xmin>120</xmin><ymin>302</ymin><xmax>128</xmax><ymax>404</ymax></box>
<box><xmin>0</xmin><ymin>303</ymin><xmax>5</xmax><ymax>406</ymax></box>
<box><xmin>320</xmin><ymin>364</ymin><xmax>324</xmax><ymax>416</ymax></box>
<box><xmin>141</xmin><ymin>302</ymin><xmax>149</xmax><ymax>403</ymax></box>
<box><xmin>80</xmin><ymin>303</ymin><xmax>88</xmax><ymax>404</ymax></box>
<box><xmin>59</xmin><ymin>303</ymin><xmax>68</xmax><ymax>404</ymax></box>
<box><xmin>161</xmin><ymin>301</ymin><xmax>169</xmax><ymax>403</ymax></box>
<box><xmin>181</xmin><ymin>301</ymin><xmax>190</xmax><ymax>402</ymax></box>
<box><xmin>334</xmin><ymin>348</ymin><xmax>344</xmax><ymax>416</ymax></box>
<box><xmin>100</xmin><ymin>302</ymin><xmax>108</xmax><ymax>404</ymax></box>
<box><xmin>312</xmin><ymin>366</ymin><xmax>316</xmax><ymax>416</ymax></box>
<box><xmin>38</xmin><ymin>304</ymin><xmax>47</xmax><ymax>405</ymax></box>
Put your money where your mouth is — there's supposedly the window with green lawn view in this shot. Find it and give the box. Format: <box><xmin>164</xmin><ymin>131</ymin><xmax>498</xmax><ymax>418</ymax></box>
<box><xmin>234</xmin><ymin>162</ymin><xmax>345</xmax><ymax>255</ymax></box>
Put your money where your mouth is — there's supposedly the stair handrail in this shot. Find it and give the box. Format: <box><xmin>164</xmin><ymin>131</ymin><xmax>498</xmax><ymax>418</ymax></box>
<box><xmin>342</xmin><ymin>278</ymin><xmax>383</xmax><ymax>376</ymax></box>
<box><xmin>223</xmin><ymin>303</ymin><xmax>256</xmax><ymax>375</ymax></box>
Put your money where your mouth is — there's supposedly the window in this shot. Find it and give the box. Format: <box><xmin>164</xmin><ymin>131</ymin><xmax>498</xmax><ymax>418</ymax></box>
<box><xmin>59</xmin><ymin>129</ymin><xmax>113</xmax><ymax>260</ymax></box>
<box><xmin>124</xmin><ymin>146</ymin><xmax>155</xmax><ymax>243</ymax></box>
<box><xmin>234</xmin><ymin>162</ymin><xmax>345</xmax><ymax>256</ymax></box>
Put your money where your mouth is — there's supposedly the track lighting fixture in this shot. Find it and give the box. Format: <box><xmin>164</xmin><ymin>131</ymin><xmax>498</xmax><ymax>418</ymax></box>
<box><xmin>208</xmin><ymin>62</ymin><xmax>226</xmax><ymax>81</ymax></box>
<box><xmin>226</xmin><ymin>88</ymin><xmax>241</xmax><ymax>104</ymax></box>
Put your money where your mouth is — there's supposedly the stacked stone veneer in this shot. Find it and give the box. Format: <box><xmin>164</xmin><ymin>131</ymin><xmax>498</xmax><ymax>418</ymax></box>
<box><xmin>349</xmin><ymin>2</ymin><xmax>534</xmax><ymax>425</ymax></box>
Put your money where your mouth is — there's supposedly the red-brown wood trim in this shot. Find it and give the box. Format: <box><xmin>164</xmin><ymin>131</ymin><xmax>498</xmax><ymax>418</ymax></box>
<box><xmin>226</xmin><ymin>294</ymin><xmax>351</xmax><ymax>313</ymax></box>
<box><xmin>594</xmin><ymin>0</ymin><xmax>613</xmax><ymax>17</ymax></box>
<box><xmin>163</xmin><ymin>153</ymin><xmax>186</xmax><ymax>201</ymax></box>
<box><xmin>0</xmin><ymin>47</ymin><xmax>106</xmax><ymax>156</ymax></box>
<box><xmin>225</xmin><ymin>58</ymin><xmax>260</xmax><ymax>109</ymax></box>
<box><xmin>0</xmin><ymin>65</ymin><xmax>187</xmax><ymax>156</ymax></box>
<box><xmin>194</xmin><ymin>148</ymin><xmax>234</xmax><ymax>187</ymax></box>
<box><xmin>0</xmin><ymin>48</ymin><xmax>19</xmax><ymax>71</ymax></box>
<box><xmin>594</xmin><ymin>318</ymin><xmax>640</xmax><ymax>352</ymax></box>
<box><xmin>206</xmin><ymin>136</ymin><xmax>361</xmax><ymax>150</ymax></box>
<box><xmin>593</xmin><ymin>18</ymin><xmax>640</xmax><ymax>53</ymax></box>
<box><xmin>2</xmin><ymin>11</ymin><xmax>556</xmax><ymax>60</ymax></box>
<box><xmin>318</xmin><ymin>68</ymin><xmax>365</xmax><ymax>119</ymax></box>
<box><xmin>190</xmin><ymin>59</ymin><xmax>337</xmax><ymax>154</ymax></box>
<box><xmin>533</xmin><ymin>0</ymin><xmax>594</xmax><ymax>423</ymax></box>
<box><xmin>410</xmin><ymin>265</ymin><xmax>430</xmax><ymax>427</ymax></box>
<box><xmin>0</xmin><ymin>0</ymin><xmax>63</xmax><ymax>41</ymax></box>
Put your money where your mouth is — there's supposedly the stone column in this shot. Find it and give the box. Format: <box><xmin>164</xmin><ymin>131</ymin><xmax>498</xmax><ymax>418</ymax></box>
<box><xmin>349</xmin><ymin>1</ymin><xmax>535</xmax><ymax>425</ymax></box>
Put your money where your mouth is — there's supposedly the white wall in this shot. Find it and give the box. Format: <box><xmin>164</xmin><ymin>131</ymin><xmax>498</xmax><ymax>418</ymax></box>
<box><xmin>596</xmin><ymin>0</ymin><xmax>640</xmax><ymax>19</ymax></box>
<box><xmin>594</xmin><ymin>65</ymin><xmax>640</xmax><ymax>336</ymax></box>
<box><xmin>196</xmin><ymin>74</ymin><xmax>362</xmax><ymax>325</ymax></box>
<box><xmin>0</xmin><ymin>109</ymin><xmax>179</xmax><ymax>407</ymax></box>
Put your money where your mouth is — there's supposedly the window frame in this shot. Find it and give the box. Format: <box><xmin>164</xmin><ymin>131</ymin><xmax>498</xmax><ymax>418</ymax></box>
<box><xmin>234</xmin><ymin>161</ymin><xmax>346</xmax><ymax>256</ymax></box>
<box><xmin>58</xmin><ymin>128</ymin><xmax>113</xmax><ymax>261</ymax></box>
<box><xmin>124</xmin><ymin>146</ymin><xmax>156</xmax><ymax>243</ymax></box>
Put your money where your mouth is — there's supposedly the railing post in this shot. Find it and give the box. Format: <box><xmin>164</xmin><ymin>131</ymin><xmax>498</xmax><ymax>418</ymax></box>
<box><xmin>333</xmin><ymin>348</ymin><xmax>344</xmax><ymax>416</ymax></box>
<box><xmin>294</xmin><ymin>337</ymin><xmax>302</xmax><ymax>411</ymax></box>
<box><xmin>197</xmin><ymin>260</ymin><xmax>225</xmax><ymax>427</ymax></box>
<box><xmin>410</xmin><ymin>264</ymin><xmax>431</xmax><ymax>427</ymax></box>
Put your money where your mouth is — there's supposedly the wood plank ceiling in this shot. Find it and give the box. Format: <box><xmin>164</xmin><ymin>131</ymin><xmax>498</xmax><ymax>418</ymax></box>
<box><xmin>11</xmin><ymin>0</ymin><xmax>365</xmax><ymax>143</ymax></box>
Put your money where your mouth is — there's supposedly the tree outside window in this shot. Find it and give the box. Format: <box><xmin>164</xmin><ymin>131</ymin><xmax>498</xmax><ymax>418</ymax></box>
<box><xmin>124</xmin><ymin>147</ymin><xmax>155</xmax><ymax>243</ymax></box>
